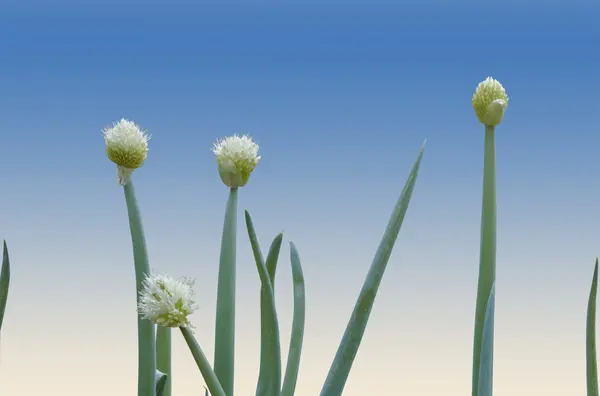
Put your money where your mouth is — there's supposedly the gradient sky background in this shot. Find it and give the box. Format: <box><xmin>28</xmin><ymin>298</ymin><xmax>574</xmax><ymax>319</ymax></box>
<box><xmin>0</xmin><ymin>1</ymin><xmax>599</xmax><ymax>395</ymax></box>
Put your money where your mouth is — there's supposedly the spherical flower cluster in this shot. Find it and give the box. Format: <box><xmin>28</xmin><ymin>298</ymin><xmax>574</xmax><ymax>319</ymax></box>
<box><xmin>212</xmin><ymin>135</ymin><xmax>261</xmax><ymax>188</ymax></box>
<box><xmin>472</xmin><ymin>77</ymin><xmax>509</xmax><ymax>127</ymax></box>
<box><xmin>103</xmin><ymin>119</ymin><xmax>150</xmax><ymax>184</ymax></box>
<box><xmin>138</xmin><ymin>273</ymin><xmax>198</xmax><ymax>328</ymax></box>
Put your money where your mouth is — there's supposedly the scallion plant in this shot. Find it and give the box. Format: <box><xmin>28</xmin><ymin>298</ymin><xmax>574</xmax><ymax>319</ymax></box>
<box><xmin>470</xmin><ymin>77</ymin><xmax>509</xmax><ymax>396</ymax></box>
<box><xmin>103</xmin><ymin>119</ymin><xmax>167</xmax><ymax>396</ymax></box>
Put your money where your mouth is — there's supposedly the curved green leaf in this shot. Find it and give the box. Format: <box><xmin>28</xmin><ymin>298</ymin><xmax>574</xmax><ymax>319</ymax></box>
<box><xmin>587</xmin><ymin>259</ymin><xmax>599</xmax><ymax>396</ymax></box>
<box><xmin>155</xmin><ymin>370</ymin><xmax>168</xmax><ymax>396</ymax></box>
<box><xmin>0</xmin><ymin>241</ymin><xmax>10</xmax><ymax>332</ymax></box>
<box><xmin>245</xmin><ymin>211</ymin><xmax>282</xmax><ymax>396</ymax></box>
<box><xmin>281</xmin><ymin>242</ymin><xmax>306</xmax><ymax>396</ymax></box>
<box><xmin>477</xmin><ymin>282</ymin><xmax>496</xmax><ymax>396</ymax></box>
<box><xmin>320</xmin><ymin>141</ymin><xmax>426</xmax><ymax>396</ymax></box>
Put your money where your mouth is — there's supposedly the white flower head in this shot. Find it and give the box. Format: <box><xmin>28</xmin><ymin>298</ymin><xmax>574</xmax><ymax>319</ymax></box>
<box><xmin>138</xmin><ymin>273</ymin><xmax>198</xmax><ymax>328</ymax></box>
<box><xmin>472</xmin><ymin>77</ymin><xmax>509</xmax><ymax>127</ymax></box>
<box><xmin>212</xmin><ymin>134</ymin><xmax>261</xmax><ymax>188</ymax></box>
<box><xmin>103</xmin><ymin>119</ymin><xmax>150</xmax><ymax>185</ymax></box>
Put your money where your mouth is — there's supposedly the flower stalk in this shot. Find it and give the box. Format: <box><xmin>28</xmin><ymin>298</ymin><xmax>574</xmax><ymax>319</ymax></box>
<box><xmin>212</xmin><ymin>187</ymin><xmax>238</xmax><ymax>396</ymax></box>
<box><xmin>124</xmin><ymin>183</ymin><xmax>157</xmax><ymax>396</ymax></box>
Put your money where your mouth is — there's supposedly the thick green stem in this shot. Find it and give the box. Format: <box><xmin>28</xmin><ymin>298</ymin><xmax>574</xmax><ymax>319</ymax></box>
<box><xmin>471</xmin><ymin>126</ymin><xmax>497</xmax><ymax>396</ymax></box>
<box><xmin>124</xmin><ymin>182</ymin><xmax>156</xmax><ymax>396</ymax></box>
<box><xmin>181</xmin><ymin>327</ymin><xmax>227</xmax><ymax>396</ymax></box>
<box><xmin>213</xmin><ymin>188</ymin><xmax>238</xmax><ymax>396</ymax></box>
<box><xmin>156</xmin><ymin>327</ymin><xmax>172</xmax><ymax>396</ymax></box>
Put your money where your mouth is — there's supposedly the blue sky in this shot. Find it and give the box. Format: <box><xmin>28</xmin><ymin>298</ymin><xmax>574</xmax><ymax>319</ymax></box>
<box><xmin>0</xmin><ymin>2</ymin><xmax>599</xmax><ymax>395</ymax></box>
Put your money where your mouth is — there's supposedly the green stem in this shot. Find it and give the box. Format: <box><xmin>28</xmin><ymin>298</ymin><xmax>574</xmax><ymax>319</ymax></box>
<box><xmin>156</xmin><ymin>327</ymin><xmax>172</xmax><ymax>396</ymax></box>
<box><xmin>471</xmin><ymin>125</ymin><xmax>497</xmax><ymax>396</ymax></box>
<box><xmin>180</xmin><ymin>327</ymin><xmax>227</xmax><ymax>396</ymax></box>
<box><xmin>213</xmin><ymin>187</ymin><xmax>238</xmax><ymax>396</ymax></box>
<box><xmin>124</xmin><ymin>182</ymin><xmax>156</xmax><ymax>396</ymax></box>
<box><xmin>586</xmin><ymin>259</ymin><xmax>599</xmax><ymax>396</ymax></box>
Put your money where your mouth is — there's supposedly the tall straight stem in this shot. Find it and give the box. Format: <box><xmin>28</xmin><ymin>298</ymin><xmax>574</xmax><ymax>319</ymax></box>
<box><xmin>471</xmin><ymin>125</ymin><xmax>497</xmax><ymax>396</ymax></box>
<box><xmin>156</xmin><ymin>327</ymin><xmax>171</xmax><ymax>396</ymax></box>
<box><xmin>213</xmin><ymin>187</ymin><xmax>238</xmax><ymax>395</ymax></box>
<box><xmin>124</xmin><ymin>182</ymin><xmax>157</xmax><ymax>396</ymax></box>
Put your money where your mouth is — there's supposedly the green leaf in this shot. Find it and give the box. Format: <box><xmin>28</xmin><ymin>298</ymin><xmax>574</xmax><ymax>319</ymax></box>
<box><xmin>155</xmin><ymin>370</ymin><xmax>168</xmax><ymax>396</ymax></box>
<box><xmin>587</xmin><ymin>259</ymin><xmax>599</xmax><ymax>396</ymax></box>
<box><xmin>213</xmin><ymin>188</ymin><xmax>238</xmax><ymax>396</ymax></box>
<box><xmin>472</xmin><ymin>126</ymin><xmax>497</xmax><ymax>396</ymax></box>
<box><xmin>0</xmin><ymin>241</ymin><xmax>10</xmax><ymax>333</ymax></box>
<box><xmin>320</xmin><ymin>141</ymin><xmax>426</xmax><ymax>396</ymax></box>
<box><xmin>180</xmin><ymin>327</ymin><xmax>226</xmax><ymax>396</ymax></box>
<box><xmin>281</xmin><ymin>242</ymin><xmax>306</xmax><ymax>396</ymax></box>
<box><xmin>156</xmin><ymin>327</ymin><xmax>171</xmax><ymax>396</ymax></box>
<box><xmin>477</xmin><ymin>283</ymin><xmax>496</xmax><ymax>396</ymax></box>
<box><xmin>245</xmin><ymin>211</ymin><xmax>283</xmax><ymax>396</ymax></box>
<box><xmin>123</xmin><ymin>182</ymin><xmax>156</xmax><ymax>396</ymax></box>
<box><xmin>258</xmin><ymin>231</ymin><xmax>284</xmax><ymax>396</ymax></box>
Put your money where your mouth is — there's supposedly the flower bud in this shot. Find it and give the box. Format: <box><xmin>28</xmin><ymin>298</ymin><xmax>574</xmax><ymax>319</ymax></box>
<box><xmin>212</xmin><ymin>135</ymin><xmax>261</xmax><ymax>188</ymax></box>
<box><xmin>103</xmin><ymin>119</ymin><xmax>150</xmax><ymax>185</ymax></box>
<box><xmin>472</xmin><ymin>77</ymin><xmax>509</xmax><ymax>126</ymax></box>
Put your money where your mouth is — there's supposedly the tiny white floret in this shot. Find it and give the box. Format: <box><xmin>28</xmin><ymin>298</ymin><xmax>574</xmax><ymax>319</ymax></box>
<box><xmin>138</xmin><ymin>273</ymin><xmax>198</xmax><ymax>328</ymax></box>
<box><xmin>472</xmin><ymin>77</ymin><xmax>509</xmax><ymax>127</ymax></box>
<box><xmin>212</xmin><ymin>134</ymin><xmax>261</xmax><ymax>188</ymax></box>
<box><xmin>103</xmin><ymin>118</ymin><xmax>150</xmax><ymax>185</ymax></box>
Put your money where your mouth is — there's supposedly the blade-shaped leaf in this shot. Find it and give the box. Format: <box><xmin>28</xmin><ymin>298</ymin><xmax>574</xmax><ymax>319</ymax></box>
<box><xmin>320</xmin><ymin>142</ymin><xmax>426</xmax><ymax>396</ymax></box>
<box><xmin>281</xmin><ymin>242</ymin><xmax>306</xmax><ymax>396</ymax></box>
<box><xmin>245</xmin><ymin>211</ymin><xmax>283</xmax><ymax>396</ymax></box>
<box><xmin>0</xmin><ymin>241</ymin><xmax>10</xmax><ymax>332</ymax></box>
<box><xmin>155</xmin><ymin>370</ymin><xmax>168</xmax><ymax>396</ymax></box>
<box><xmin>477</xmin><ymin>282</ymin><xmax>496</xmax><ymax>396</ymax></box>
<box><xmin>587</xmin><ymin>259</ymin><xmax>599</xmax><ymax>396</ymax></box>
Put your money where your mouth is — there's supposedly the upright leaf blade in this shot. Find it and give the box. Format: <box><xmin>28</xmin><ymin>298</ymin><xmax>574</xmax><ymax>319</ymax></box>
<box><xmin>245</xmin><ymin>211</ymin><xmax>283</xmax><ymax>396</ymax></box>
<box><xmin>155</xmin><ymin>370</ymin><xmax>168</xmax><ymax>396</ymax></box>
<box><xmin>0</xmin><ymin>241</ymin><xmax>10</xmax><ymax>332</ymax></box>
<box><xmin>477</xmin><ymin>283</ymin><xmax>496</xmax><ymax>396</ymax></box>
<box><xmin>587</xmin><ymin>259</ymin><xmax>599</xmax><ymax>396</ymax></box>
<box><xmin>281</xmin><ymin>242</ymin><xmax>306</xmax><ymax>396</ymax></box>
<box><xmin>320</xmin><ymin>142</ymin><xmax>426</xmax><ymax>396</ymax></box>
